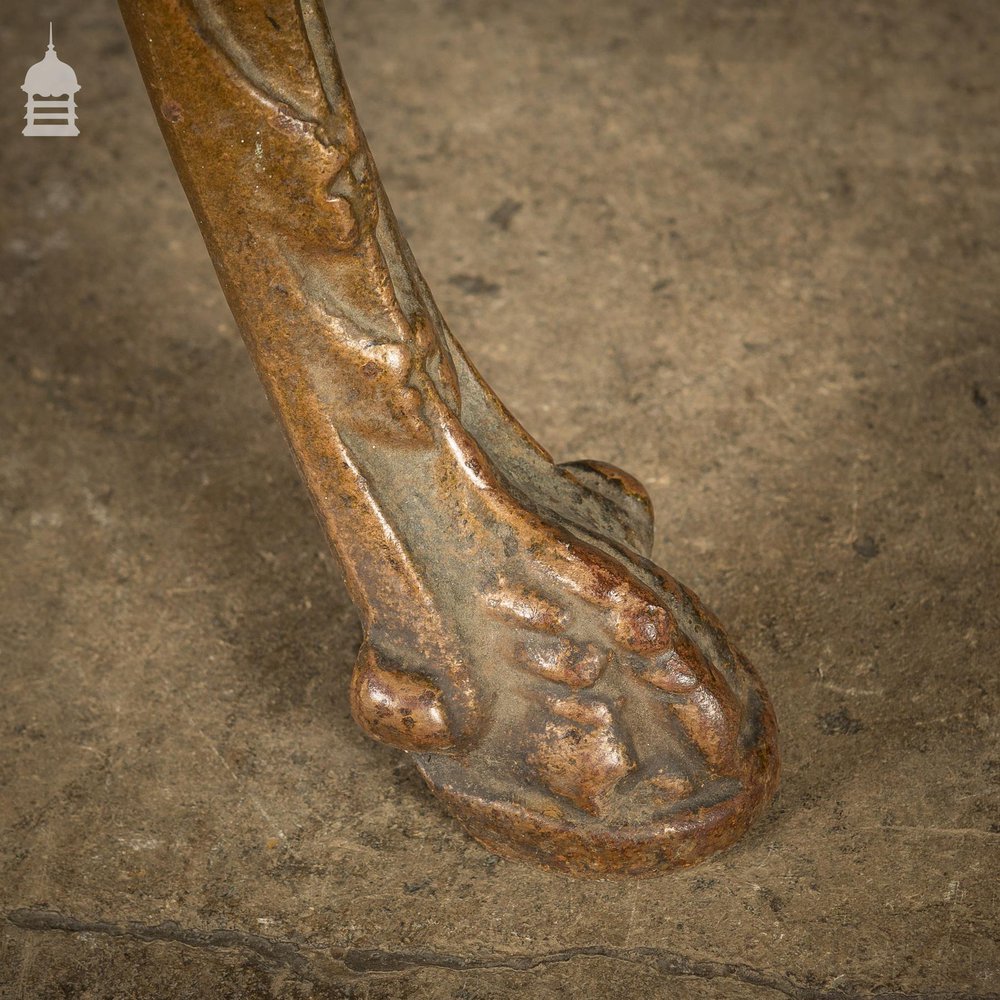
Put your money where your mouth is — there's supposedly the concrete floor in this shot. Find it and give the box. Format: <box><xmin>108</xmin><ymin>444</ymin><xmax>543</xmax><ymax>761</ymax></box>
<box><xmin>2</xmin><ymin>1</ymin><xmax>998</xmax><ymax>997</ymax></box>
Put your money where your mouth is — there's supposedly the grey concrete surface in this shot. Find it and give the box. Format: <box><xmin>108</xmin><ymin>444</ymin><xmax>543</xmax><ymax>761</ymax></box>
<box><xmin>1</xmin><ymin>1</ymin><xmax>998</xmax><ymax>997</ymax></box>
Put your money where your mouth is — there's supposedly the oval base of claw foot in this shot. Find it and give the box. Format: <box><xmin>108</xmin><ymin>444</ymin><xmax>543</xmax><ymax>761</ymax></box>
<box><xmin>419</xmin><ymin>726</ymin><xmax>779</xmax><ymax>878</ymax></box>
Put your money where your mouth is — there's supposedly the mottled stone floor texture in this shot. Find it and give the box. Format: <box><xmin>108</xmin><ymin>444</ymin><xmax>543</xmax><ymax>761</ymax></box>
<box><xmin>2</xmin><ymin>1</ymin><xmax>998</xmax><ymax>997</ymax></box>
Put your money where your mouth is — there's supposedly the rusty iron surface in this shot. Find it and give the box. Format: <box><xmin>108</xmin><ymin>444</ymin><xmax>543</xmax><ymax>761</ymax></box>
<box><xmin>117</xmin><ymin>0</ymin><xmax>780</xmax><ymax>877</ymax></box>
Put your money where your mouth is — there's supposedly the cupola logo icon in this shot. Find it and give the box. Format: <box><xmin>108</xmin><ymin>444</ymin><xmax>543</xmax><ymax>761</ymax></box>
<box><xmin>22</xmin><ymin>24</ymin><xmax>80</xmax><ymax>137</ymax></box>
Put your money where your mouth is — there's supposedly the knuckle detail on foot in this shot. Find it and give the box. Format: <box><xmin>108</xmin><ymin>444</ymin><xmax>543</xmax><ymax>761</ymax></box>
<box><xmin>350</xmin><ymin>643</ymin><xmax>458</xmax><ymax>753</ymax></box>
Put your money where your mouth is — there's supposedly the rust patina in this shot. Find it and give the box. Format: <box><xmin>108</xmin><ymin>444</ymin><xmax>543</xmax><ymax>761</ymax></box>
<box><xmin>117</xmin><ymin>0</ymin><xmax>780</xmax><ymax>877</ymax></box>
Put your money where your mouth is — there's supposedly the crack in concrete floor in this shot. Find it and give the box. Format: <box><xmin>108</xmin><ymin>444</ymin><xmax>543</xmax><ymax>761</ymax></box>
<box><xmin>7</xmin><ymin>909</ymin><xmax>995</xmax><ymax>999</ymax></box>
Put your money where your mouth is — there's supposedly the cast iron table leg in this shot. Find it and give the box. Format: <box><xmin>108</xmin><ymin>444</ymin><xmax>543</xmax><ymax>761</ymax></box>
<box><xmin>118</xmin><ymin>0</ymin><xmax>779</xmax><ymax>877</ymax></box>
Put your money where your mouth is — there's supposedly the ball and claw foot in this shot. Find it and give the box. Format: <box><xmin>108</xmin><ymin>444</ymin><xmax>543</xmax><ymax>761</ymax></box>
<box><xmin>348</xmin><ymin>446</ymin><xmax>780</xmax><ymax>878</ymax></box>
